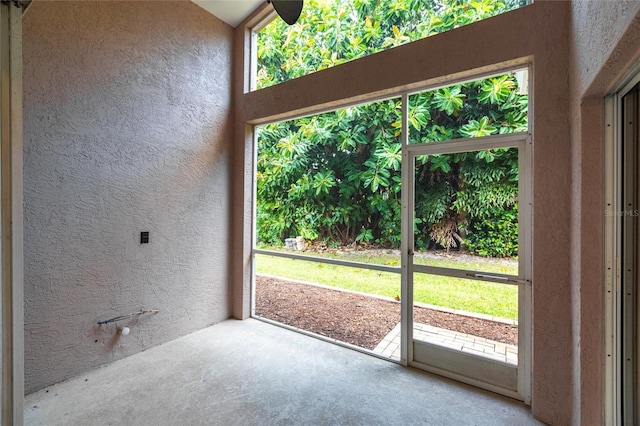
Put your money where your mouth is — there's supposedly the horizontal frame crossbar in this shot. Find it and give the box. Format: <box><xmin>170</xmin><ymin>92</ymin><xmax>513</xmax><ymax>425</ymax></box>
<box><xmin>412</xmin><ymin>264</ymin><xmax>525</xmax><ymax>285</ymax></box>
<box><xmin>254</xmin><ymin>249</ymin><xmax>525</xmax><ymax>285</ymax></box>
<box><xmin>253</xmin><ymin>248</ymin><xmax>401</xmax><ymax>274</ymax></box>
<box><xmin>406</xmin><ymin>132</ymin><xmax>527</xmax><ymax>153</ymax></box>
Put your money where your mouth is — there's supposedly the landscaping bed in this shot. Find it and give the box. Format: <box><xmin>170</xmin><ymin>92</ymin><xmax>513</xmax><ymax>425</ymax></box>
<box><xmin>255</xmin><ymin>275</ymin><xmax>518</xmax><ymax>351</ymax></box>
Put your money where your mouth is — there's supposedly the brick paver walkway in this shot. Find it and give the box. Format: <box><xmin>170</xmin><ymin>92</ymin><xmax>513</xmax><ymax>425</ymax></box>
<box><xmin>373</xmin><ymin>322</ymin><xmax>518</xmax><ymax>364</ymax></box>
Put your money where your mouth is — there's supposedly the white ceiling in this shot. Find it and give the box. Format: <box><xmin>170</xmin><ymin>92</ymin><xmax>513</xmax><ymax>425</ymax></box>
<box><xmin>192</xmin><ymin>0</ymin><xmax>265</xmax><ymax>28</ymax></box>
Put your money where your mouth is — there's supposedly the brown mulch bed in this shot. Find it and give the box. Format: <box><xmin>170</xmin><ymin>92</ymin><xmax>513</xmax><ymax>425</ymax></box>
<box><xmin>255</xmin><ymin>275</ymin><xmax>517</xmax><ymax>350</ymax></box>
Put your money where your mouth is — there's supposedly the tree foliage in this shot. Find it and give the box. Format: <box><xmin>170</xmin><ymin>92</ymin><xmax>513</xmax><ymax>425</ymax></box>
<box><xmin>256</xmin><ymin>0</ymin><xmax>527</xmax><ymax>257</ymax></box>
<box><xmin>258</xmin><ymin>0</ymin><xmax>526</xmax><ymax>89</ymax></box>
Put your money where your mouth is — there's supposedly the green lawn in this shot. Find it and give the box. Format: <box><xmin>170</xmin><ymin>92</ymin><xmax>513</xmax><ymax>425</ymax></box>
<box><xmin>255</xmin><ymin>252</ymin><xmax>518</xmax><ymax>321</ymax></box>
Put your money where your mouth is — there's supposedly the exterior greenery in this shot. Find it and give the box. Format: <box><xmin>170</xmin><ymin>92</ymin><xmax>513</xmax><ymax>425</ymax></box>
<box><xmin>256</xmin><ymin>0</ymin><xmax>527</xmax><ymax>257</ymax></box>
<box><xmin>257</xmin><ymin>0</ymin><xmax>526</xmax><ymax>89</ymax></box>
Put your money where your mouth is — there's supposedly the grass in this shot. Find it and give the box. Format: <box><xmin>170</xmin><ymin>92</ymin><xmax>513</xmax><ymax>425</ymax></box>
<box><xmin>255</xmin><ymin>251</ymin><xmax>518</xmax><ymax>320</ymax></box>
<box><xmin>256</xmin><ymin>246</ymin><xmax>518</xmax><ymax>274</ymax></box>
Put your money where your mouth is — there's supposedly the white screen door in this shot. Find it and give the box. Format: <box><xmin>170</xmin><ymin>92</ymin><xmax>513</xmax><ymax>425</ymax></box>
<box><xmin>621</xmin><ymin>83</ymin><xmax>639</xmax><ymax>425</ymax></box>
<box><xmin>400</xmin><ymin>132</ymin><xmax>531</xmax><ymax>402</ymax></box>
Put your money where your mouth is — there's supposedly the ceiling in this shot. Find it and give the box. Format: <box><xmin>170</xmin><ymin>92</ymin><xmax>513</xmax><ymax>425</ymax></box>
<box><xmin>192</xmin><ymin>0</ymin><xmax>265</xmax><ymax>28</ymax></box>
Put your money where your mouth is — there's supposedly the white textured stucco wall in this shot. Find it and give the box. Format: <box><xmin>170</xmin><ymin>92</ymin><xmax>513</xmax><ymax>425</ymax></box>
<box><xmin>571</xmin><ymin>0</ymin><xmax>640</xmax><ymax>97</ymax></box>
<box><xmin>23</xmin><ymin>1</ymin><xmax>233</xmax><ymax>393</ymax></box>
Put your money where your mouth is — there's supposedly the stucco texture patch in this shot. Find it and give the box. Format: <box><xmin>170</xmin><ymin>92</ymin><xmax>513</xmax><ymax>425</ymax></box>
<box><xmin>23</xmin><ymin>1</ymin><xmax>233</xmax><ymax>393</ymax></box>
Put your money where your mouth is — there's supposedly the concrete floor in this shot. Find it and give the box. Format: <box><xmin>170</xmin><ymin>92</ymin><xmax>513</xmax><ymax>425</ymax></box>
<box><xmin>25</xmin><ymin>319</ymin><xmax>543</xmax><ymax>426</ymax></box>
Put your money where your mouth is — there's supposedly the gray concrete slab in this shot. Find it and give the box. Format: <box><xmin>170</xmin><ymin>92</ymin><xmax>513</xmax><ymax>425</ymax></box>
<box><xmin>25</xmin><ymin>319</ymin><xmax>543</xmax><ymax>426</ymax></box>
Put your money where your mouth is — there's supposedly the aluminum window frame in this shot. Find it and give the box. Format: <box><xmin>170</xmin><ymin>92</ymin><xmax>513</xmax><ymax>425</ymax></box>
<box><xmin>249</xmin><ymin>64</ymin><xmax>533</xmax><ymax>403</ymax></box>
<box><xmin>604</xmin><ymin>63</ymin><xmax>640</xmax><ymax>426</ymax></box>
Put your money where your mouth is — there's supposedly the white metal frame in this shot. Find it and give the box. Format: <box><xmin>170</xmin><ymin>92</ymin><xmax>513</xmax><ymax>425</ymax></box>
<box><xmin>402</xmin><ymin>130</ymin><xmax>531</xmax><ymax>401</ymax></box>
<box><xmin>250</xmin><ymin>65</ymin><xmax>532</xmax><ymax>402</ymax></box>
<box><xmin>252</xmin><ymin>249</ymin><xmax>401</xmax><ymax>274</ymax></box>
<box><xmin>400</xmin><ymin>92</ymin><xmax>412</xmax><ymax>366</ymax></box>
<box><xmin>1</xmin><ymin>3</ymin><xmax>24</xmax><ymax>425</ymax></box>
<box><xmin>250</xmin><ymin>127</ymin><xmax>259</xmax><ymax>318</ymax></box>
<box><xmin>401</xmin><ymin>67</ymin><xmax>531</xmax><ymax>402</ymax></box>
<box><xmin>604</xmin><ymin>66</ymin><xmax>640</xmax><ymax>426</ymax></box>
<box><xmin>603</xmin><ymin>93</ymin><xmax>619</xmax><ymax>426</ymax></box>
<box><xmin>247</xmin><ymin>11</ymin><xmax>275</xmax><ymax>93</ymax></box>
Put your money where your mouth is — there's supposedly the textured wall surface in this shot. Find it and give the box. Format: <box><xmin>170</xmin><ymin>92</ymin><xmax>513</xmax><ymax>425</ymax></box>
<box><xmin>571</xmin><ymin>0</ymin><xmax>640</xmax><ymax>97</ymax></box>
<box><xmin>23</xmin><ymin>1</ymin><xmax>233</xmax><ymax>393</ymax></box>
<box><xmin>568</xmin><ymin>2</ymin><xmax>640</xmax><ymax>424</ymax></box>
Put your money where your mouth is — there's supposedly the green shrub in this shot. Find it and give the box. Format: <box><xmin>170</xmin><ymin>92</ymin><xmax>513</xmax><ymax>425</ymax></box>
<box><xmin>463</xmin><ymin>206</ymin><xmax>518</xmax><ymax>257</ymax></box>
<box><xmin>256</xmin><ymin>0</ymin><xmax>526</xmax><ymax>254</ymax></box>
